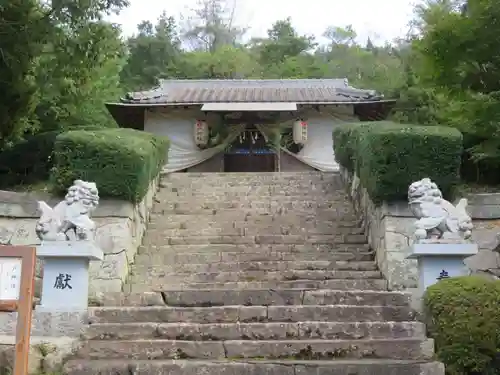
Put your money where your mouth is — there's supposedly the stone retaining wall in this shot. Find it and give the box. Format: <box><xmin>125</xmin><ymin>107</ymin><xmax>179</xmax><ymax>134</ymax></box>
<box><xmin>0</xmin><ymin>177</ymin><xmax>159</xmax><ymax>298</ymax></box>
<box><xmin>0</xmin><ymin>178</ymin><xmax>159</xmax><ymax>373</ymax></box>
<box><xmin>340</xmin><ymin>167</ymin><xmax>500</xmax><ymax>290</ymax></box>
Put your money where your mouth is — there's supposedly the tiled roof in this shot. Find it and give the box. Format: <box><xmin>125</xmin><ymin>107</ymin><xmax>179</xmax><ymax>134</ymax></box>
<box><xmin>120</xmin><ymin>79</ymin><xmax>388</xmax><ymax>105</ymax></box>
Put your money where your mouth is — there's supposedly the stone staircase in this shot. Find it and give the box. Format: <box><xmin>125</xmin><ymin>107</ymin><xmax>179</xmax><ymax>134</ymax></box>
<box><xmin>65</xmin><ymin>172</ymin><xmax>444</xmax><ymax>375</ymax></box>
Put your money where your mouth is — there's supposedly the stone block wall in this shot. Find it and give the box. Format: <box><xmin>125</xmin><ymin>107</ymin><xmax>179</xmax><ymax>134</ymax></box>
<box><xmin>89</xmin><ymin>176</ymin><xmax>159</xmax><ymax>295</ymax></box>
<box><xmin>465</xmin><ymin>193</ymin><xmax>500</xmax><ymax>278</ymax></box>
<box><xmin>0</xmin><ymin>177</ymin><xmax>159</xmax><ymax>374</ymax></box>
<box><xmin>0</xmin><ymin>176</ymin><xmax>159</xmax><ymax>298</ymax></box>
<box><xmin>340</xmin><ymin>167</ymin><xmax>500</xmax><ymax>290</ymax></box>
<box><xmin>340</xmin><ymin>168</ymin><xmax>418</xmax><ymax>290</ymax></box>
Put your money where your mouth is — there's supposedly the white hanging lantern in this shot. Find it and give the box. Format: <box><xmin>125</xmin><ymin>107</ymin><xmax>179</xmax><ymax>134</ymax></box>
<box><xmin>194</xmin><ymin>120</ymin><xmax>209</xmax><ymax>147</ymax></box>
<box><xmin>293</xmin><ymin>120</ymin><xmax>308</xmax><ymax>144</ymax></box>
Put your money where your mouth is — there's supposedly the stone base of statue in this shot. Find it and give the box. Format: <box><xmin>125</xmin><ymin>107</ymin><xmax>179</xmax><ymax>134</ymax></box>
<box><xmin>407</xmin><ymin>239</ymin><xmax>478</xmax><ymax>291</ymax></box>
<box><xmin>36</xmin><ymin>241</ymin><xmax>103</xmax><ymax>311</ymax></box>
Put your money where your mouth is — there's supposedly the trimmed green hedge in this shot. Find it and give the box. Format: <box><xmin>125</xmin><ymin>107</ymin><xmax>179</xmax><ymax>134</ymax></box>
<box><xmin>425</xmin><ymin>276</ymin><xmax>500</xmax><ymax>375</ymax></box>
<box><xmin>333</xmin><ymin>121</ymin><xmax>463</xmax><ymax>202</ymax></box>
<box><xmin>51</xmin><ymin>128</ymin><xmax>169</xmax><ymax>202</ymax></box>
<box><xmin>333</xmin><ymin>122</ymin><xmax>375</xmax><ymax>173</ymax></box>
<box><xmin>333</xmin><ymin>124</ymin><xmax>355</xmax><ymax>170</ymax></box>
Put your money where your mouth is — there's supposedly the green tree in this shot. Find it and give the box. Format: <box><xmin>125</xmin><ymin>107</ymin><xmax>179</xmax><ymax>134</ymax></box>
<box><xmin>388</xmin><ymin>0</ymin><xmax>500</xmax><ymax>183</ymax></box>
<box><xmin>412</xmin><ymin>0</ymin><xmax>500</xmax><ymax>162</ymax></box>
<box><xmin>0</xmin><ymin>1</ymin><xmax>49</xmax><ymax>145</ymax></box>
<box><xmin>179</xmin><ymin>46</ymin><xmax>260</xmax><ymax>78</ymax></box>
<box><xmin>251</xmin><ymin>18</ymin><xmax>316</xmax><ymax>68</ymax></box>
<box><xmin>264</xmin><ymin>55</ymin><xmax>327</xmax><ymax>79</ymax></box>
<box><xmin>121</xmin><ymin>13</ymin><xmax>182</xmax><ymax>91</ymax></box>
<box><xmin>323</xmin><ymin>25</ymin><xmax>357</xmax><ymax>47</ymax></box>
<box><xmin>34</xmin><ymin>0</ymin><xmax>129</xmax><ymax>131</ymax></box>
<box><xmin>36</xmin><ymin>22</ymin><xmax>126</xmax><ymax>131</ymax></box>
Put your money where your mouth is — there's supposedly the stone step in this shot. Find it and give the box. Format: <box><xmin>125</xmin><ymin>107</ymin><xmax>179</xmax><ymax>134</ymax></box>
<box><xmin>131</xmin><ymin>260</ymin><xmax>378</xmax><ymax>273</ymax></box>
<box><xmin>151</xmin><ymin>211</ymin><xmax>359</xmax><ymax>222</ymax></box>
<box><xmin>155</xmin><ymin>201</ymin><xmax>352</xmax><ymax>211</ymax></box>
<box><xmin>160</xmin><ymin>182</ymin><xmax>342</xmax><ymax>190</ymax></box>
<box><xmin>241</xmin><ymin>226</ymin><xmax>362</xmax><ymax>237</ymax></box>
<box><xmin>160</xmin><ymin>183</ymin><xmax>341</xmax><ymax>191</ymax></box>
<box><xmin>138</xmin><ymin>244</ymin><xmax>371</xmax><ymax>255</ymax></box>
<box><xmin>89</xmin><ymin>305</ymin><xmax>415</xmax><ymax>324</ymax></box>
<box><xmin>166</xmin><ymin>170</ymin><xmax>340</xmax><ymax>179</ymax></box>
<box><xmin>161</xmin><ymin>177</ymin><xmax>340</xmax><ymax>185</ymax></box>
<box><xmin>84</xmin><ymin>321</ymin><xmax>426</xmax><ymax>341</ymax></box>
<box><xmin>146</xmin><ymin>226</ymin><xmax>364</xmax><ymax>237</ymax></box>
<box><xmin>158</xmin><ymin>194</ymin><xmax>342</xmax><ymax>199</ymax></box>
<box><xmin>142</xmin><ymin>234</ymin><xmax>368</xmax><ymax>246</ymax></box>
<box><xmin>149</xmin><ymin>217</ymin><xmax>362</xmax><ymax>229</ymax></box>
<box><xmin>158</xmin><ymin>186</ymin><xmax>346</xmax><ymax>193</ymax></box>
<box><xmin>162</xmin><ymin>175</ymin><xmax>340</xmax><ymax>181</ymax></box>
<box><xmin>152</xmin><ymin>214</ymin><xmax>361</xmax><ymax>223</ymax></box>
<box><xmin>95</xmin><ymin>290</ymin><xmax>411</xmax><ymax>307</ymax></box>
<box><xmin>161</xmin><ymin>179</ymin><xmax>341</xmax><ymax>187</ymax></box>
<box><xmin>160</xmin><ymin>191</ymin><xmax>343</xmax><ymax>197</ymax></box>
<box><xmin>163</xmin><ymin>172</ymin><xmax>339</xmax><ymax>180</ymax></box>
<box><xmin>128</xmin><ymin>279</ymin><xmax>388</xmax><ymax>292</ymax></box>
<box><xmin>162</xmin><ymin>289</ymin><xmax>408</xmax><ymax>307</ymax></box>
<box><xmin>134</xmin><ymin>251</ymin><xmax>375</xmax><ymax>265</ymax></box>
<box><xmin>161</xmin><ymin>181</ymin><xmax>339</xmax><ymax>185</ymax></box>
<box><xmin>75</xmin><ymin>338</ymin><xmax>434</xmax><ymax>361</ymax></box>
<box><xmin>128</xmin><ymin>270</ymin><xmax>383</xmax><ymax>284</ymax></box>
<box><xmin>160</xmin><ymin>192</ymin><xmax>348</xmax><ymax>199</ymax></box>
<box><xmin>153</xmin><ymin>207</ymin><xmax>355</xmax><ymax>217</ymax></box>
<box><xmin>63</xmin><ymin>359</ymin><xmax>445</xmax><ymax>375</ymax></box>
<box><xmin>162</xmin><ymin>176</ymin><xmax>340</xmax><ymax>184</ymax></box>
<box><xmin>149</xmin><ymin>222</ymin><xmax>363</xmax><ymax>233</ymax></box>
<box><xmin>159</xmin><ymin>189</ymin><xmax>342</xmax><ymax>197</ymax></box>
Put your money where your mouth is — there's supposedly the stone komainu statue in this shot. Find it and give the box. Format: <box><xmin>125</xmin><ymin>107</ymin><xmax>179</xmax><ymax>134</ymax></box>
<box><xmin>36</xmin><ymin>180</ymin><xmax>99</xmax><ymax>241</ymax></box>
<box><xmin>408</xmin><ymin>178</ymin><xmax>473</xmax><ymax>241</ymax></box>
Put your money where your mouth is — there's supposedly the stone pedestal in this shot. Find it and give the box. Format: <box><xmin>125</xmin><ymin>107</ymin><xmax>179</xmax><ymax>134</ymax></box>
<box><xmin>407</xmin><ymin>241</ymin><xmax>478</xmax><ymax>291</ymax></box>
<box><xmin>36</xmin><ymin>241</ymin><xmax>103</xmax><ymax>311</ymax></box>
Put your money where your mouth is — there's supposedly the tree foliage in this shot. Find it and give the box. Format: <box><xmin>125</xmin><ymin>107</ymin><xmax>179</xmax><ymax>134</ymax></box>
<box><xmin>121</xmin><ymin>3</ymin><xmax>405</xmax><ymax>90</ymax></box>
<box><xmin>0</xmin><ymin>1</ymin><xmax>49</xmax><ymax>145</ymax></box>
<box><xmin>0</xmin><ymin>0</ymin><xmax>408</xmax><ymax>143</ymax></box>
<box><xmin>0</xmin><ymin>0</ymin><xmax>128</xmax><ymax>144</ymax></box>
<box><xmin>4</xmin><ymin>0</ymin><xmax>500</xmax><ymax>185</ymax></box>
<box><xmin>120</xmin><ymin>13</ymin><xmax>182</xmax><ymax>90</ymax></box>
<box><xmin>35</xmin><ymin>20</ymin><xmax>125</xmax><ymax>132</ymax></box>
<box><xmin>393</xmin><ymin>0</ymin><xmax>500</xmax><ymax>183</ymax></box>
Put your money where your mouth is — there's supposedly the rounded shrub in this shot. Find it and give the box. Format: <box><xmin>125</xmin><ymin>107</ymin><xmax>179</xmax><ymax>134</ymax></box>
<box><xmin>357</xmin><ymin>123</ymin><xmax>462</xmax><ymax>202</ymax></box>
<box><xmin>333</xmin><ymin>124</ymin><xmax>357</xmax><ymax>171</ymax></box>
<box><xmin>424</xmin><ymin>276</ymin><xmax>500</xmax><ymax>375</ymax></box>
<box><xmin>51</xmin><ymin>128</ymin><xmax>169</xmax><ymax>202</ymax></box>
<box><xmin>332</xmin><ymin>121</ymin><xmax>463</xmax><ymax>203</ymax></box>
<box><xmin>333</xmin><ymin>122</ymin><xmax>378</xmax><ymax>173</ymax></box>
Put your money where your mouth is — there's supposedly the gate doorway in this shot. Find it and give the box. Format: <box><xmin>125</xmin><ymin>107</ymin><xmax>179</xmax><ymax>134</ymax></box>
<box><xmin>224</xmin><ymin>127</ymin><xmax>276</xmax><ymax>172</ymax></box>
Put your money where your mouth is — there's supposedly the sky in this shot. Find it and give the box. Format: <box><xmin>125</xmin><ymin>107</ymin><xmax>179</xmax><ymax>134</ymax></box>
<box><xmin>110</xmin><ymin>0</ymin><xmax>418</xmax><ymax>45</ymax></box>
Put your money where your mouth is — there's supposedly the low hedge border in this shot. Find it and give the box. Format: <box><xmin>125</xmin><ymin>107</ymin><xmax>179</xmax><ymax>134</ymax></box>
<box><xmin>425</xmin><ymin>276</ymin><xmax>500</xmax><ymax>375</ymax></box>
<box><xmin>333</xmin><ymin>121</ymin><xmax>463</xmax><ymax>202</ymax></box>
<box><xmin>51</xmin><ymin>128</ymin><xmax>169</xmax><ymax>202</ymax></box>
